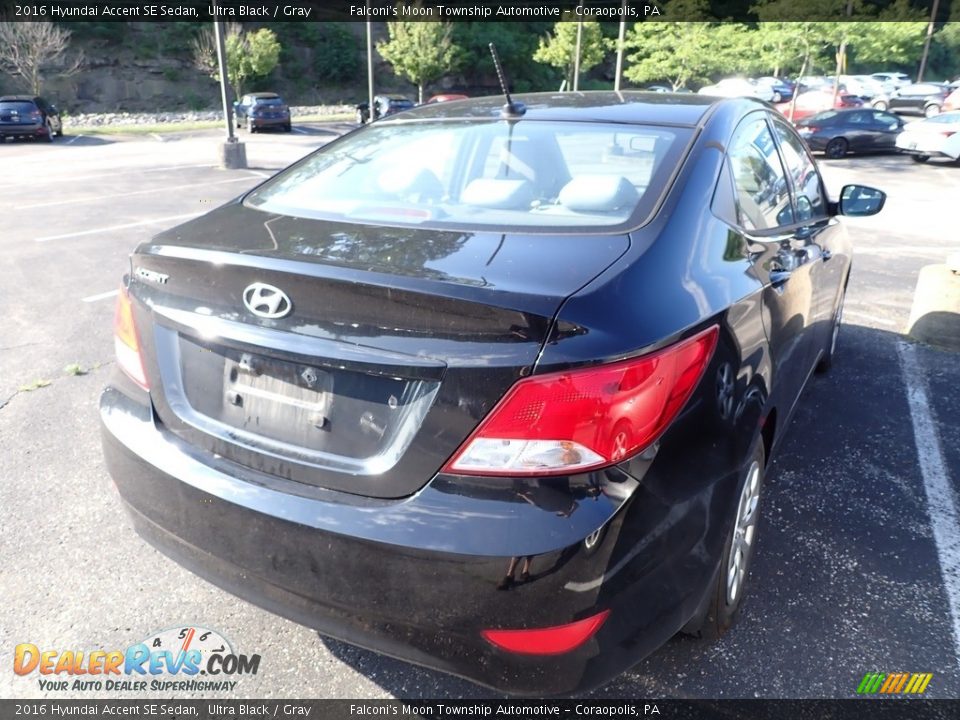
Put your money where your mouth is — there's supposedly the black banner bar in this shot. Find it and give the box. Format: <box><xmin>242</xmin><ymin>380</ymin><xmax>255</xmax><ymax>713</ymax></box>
<box><xmin>2</xmin><ymin>700</ymin><xmax>960</xmax><ymax>720</ymax></box>
<box><xmin>0</xmin><ymin>0</ymin><xmax>944</xmax><ymax>23</ymax></box>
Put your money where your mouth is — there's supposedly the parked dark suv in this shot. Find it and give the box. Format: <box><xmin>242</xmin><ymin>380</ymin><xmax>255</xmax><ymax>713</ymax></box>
<box><xmin>886</xmin><ymin>83</ymin><xmax>953</xmax><ymax>117</ymax></box>
<box><xmin>233</xmin><ymin>92</ymin><xmax>291</xmax><ymax>133</ymax></box>
<box><xmin>0</xmin><ymin>96</ymin><xmax>62</xmax><ymax>142</ymax></box>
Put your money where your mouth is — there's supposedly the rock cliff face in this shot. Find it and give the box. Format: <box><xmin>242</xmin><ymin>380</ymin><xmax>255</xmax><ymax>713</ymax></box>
<box><xmin>45</xmin><ymin>56</ymin><xmax>217</xmax><ymax>113</ymax></box>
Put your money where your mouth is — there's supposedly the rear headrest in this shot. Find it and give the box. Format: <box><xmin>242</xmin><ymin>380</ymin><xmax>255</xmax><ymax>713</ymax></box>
<box><xmin>377</xmin><ymin>168</ymin><xmax>444</xmax><ymax>202</ymax></box>
<box><xmin>461</xmin><ymin>178</ymin><xmax>534</xmax><ymax>209</ymax></box>
<box><xmin>558</xmin><ymin>176</ymin><xmax>639</xmax><ymax>213</ymax></box>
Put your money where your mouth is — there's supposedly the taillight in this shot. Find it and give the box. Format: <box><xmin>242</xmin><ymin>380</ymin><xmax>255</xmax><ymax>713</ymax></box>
<box><xmin>113</xmin><ymin>285</ymin><xmax>149</xmax><ymax>391</ymax></box>
<box><xmin>443</xmin><ymin>326</ymin><xmax>719</xmax><ymax>476</ymax></box>
<box><xmin>482</xmin><ymin>610</ymin><xmax>610</xmax><ymax>655</ymax></box>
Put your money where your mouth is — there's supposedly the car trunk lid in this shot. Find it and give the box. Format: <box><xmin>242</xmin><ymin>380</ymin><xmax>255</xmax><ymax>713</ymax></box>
<box><xmin>128</xmin><ymin>203</ymin><xmax>630</xmax><ymax>498</ymax></box>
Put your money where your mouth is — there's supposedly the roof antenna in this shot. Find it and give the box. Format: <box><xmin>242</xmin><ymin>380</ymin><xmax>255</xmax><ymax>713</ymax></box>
<box><xmin>489</xmin><ymin>43</ymin><xmax>525</xmax><ymax>119</ymax></box>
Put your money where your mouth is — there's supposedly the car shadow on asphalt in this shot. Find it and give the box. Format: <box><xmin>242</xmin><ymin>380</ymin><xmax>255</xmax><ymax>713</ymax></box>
<box><xmin>1</xmin><ymin>134</ymin><xmax>116</xmax><ymax>147</ymax></box>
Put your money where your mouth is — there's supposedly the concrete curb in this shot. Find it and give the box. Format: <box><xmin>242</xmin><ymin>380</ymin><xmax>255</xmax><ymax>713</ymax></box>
<box><xmin>907</xmin><ymin>263</ymin><xmax>960</xmax><ymax>351</ymax></box>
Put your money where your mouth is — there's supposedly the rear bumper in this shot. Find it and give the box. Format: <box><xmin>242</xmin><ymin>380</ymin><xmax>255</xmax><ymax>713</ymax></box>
<box><xmin>896</xmin><ymin>139</ymin><xmax>958</xmax><ymax>160</ymax></box>
<box><xmin>0</xmin><ymin>123</ymin><xmax>47</xmax><ymax>138</ymax></box>
<box><xmin>249</xmin><ymin>116</ymin><xmax>289</xmax><ymax>129</ymax></box>
<box><xmin>100</xmin><ymin>385</ymin><xmax>727</xmax><ymax>695</ymax></box>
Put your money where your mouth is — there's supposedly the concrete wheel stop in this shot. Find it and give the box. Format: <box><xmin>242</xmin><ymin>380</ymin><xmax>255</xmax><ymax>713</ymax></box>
<box><xmin>907</xmin><ymin>257</ymin><xmax>960</xmax><ymax>351</ymax></box>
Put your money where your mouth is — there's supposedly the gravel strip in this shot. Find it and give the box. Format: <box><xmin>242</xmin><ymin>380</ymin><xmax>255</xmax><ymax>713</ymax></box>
<box><xmin>65</xmin><ymin>105</ymin><xmax>355</xmax><ymax>128</ymax></box>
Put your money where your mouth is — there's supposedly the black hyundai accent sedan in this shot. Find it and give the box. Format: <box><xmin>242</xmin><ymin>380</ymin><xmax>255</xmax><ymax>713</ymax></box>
<box><xmin>101</xmin><ymin>92</ymin><xmax>884</xmax><ymax>695</ymax></box>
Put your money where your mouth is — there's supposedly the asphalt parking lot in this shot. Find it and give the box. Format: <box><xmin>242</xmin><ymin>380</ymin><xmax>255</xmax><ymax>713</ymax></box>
<box><xmin>1</xmin><ymin>124</ymin><xmax>958</xmax><ymax>700</ymax></box>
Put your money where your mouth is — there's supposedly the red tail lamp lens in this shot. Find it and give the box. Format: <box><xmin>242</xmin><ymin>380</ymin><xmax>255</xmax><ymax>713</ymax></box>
<box><xmin>444</xmin><ymin>326</ymin><xmax>719</xmax><ymax>476</ymax></box>
<box><xmin>482</xmin><ymin>610</ymin><xmax>611</xmax><ymax>655</ymax></box>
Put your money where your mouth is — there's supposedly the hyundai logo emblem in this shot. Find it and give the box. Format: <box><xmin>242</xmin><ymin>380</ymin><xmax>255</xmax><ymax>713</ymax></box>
<box><xmin>242</xmin><ymin>282</ymin><xmax>292</xmax><ymax>319</ymax></box>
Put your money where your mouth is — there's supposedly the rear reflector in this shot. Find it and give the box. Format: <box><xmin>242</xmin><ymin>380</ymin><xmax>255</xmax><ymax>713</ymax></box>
<box><xmin>114</xmin><ymin>285</ymin><xmax>149</xmax><ymax>391</ymax></box>
<box><xmin>443</xmin><ymin>326</ymin><xmax>718</xmax><ymax>476</ymax></box>
<box><xmin>482</xmin><ymin>610</ymin><xmax>610</xmax><ymax>655</ymax></box>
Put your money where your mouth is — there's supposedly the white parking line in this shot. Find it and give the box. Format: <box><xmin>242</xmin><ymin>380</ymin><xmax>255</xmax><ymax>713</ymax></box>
<box><xmin>21</xmin><ymin>175</ymin><xmax>257</xmax><ymax>209</ymax></box>
<box><xmin>151</xmin><ymin>133</ymin><xmax>165</xmax><ymax>143</ymax></box>
<box><xmin>6</xmin><ymin>163</ymin><xmax>214</xmax><ymax>186</ymax></box>
<box><xmin>81</xmin><ymin>289</ymin><xmax>120</xmax><ymax>303</ymax></box>
<box><xmin>66</xmin><ymin>135</ymin><xmax>84</xmax><ymax>145</ymax></box>
<box><xmin>248</xmin><ymin>170</ymin><xmax>270</xmax><ymax>178</ymax></box>
<box><xmin>291</xmin><ymin>128</ymin><xmax>308</xmax><ymax>134</ymax></box>
<box><xmin>897</xmin><ymin>341</ymin><xmax>960</xmax><ymax>669</ymax></box>
<box><xmin>35</xmin><ymin>212</ymin><xmax>205</xmax><ymax>242</ymax></box>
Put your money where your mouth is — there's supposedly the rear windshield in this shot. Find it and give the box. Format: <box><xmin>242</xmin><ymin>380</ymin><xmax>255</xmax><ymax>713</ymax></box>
<box><xmin>0</xmin><ymin>102</ymin><xmax>38</xmax><ymax>113</ymax></box>
<box><xmin>254</xmin><ymin>98</ymin><xmax>284</xmax><ymax>106</ymax></box>
<box><xmin>245</xmin><ymin>120</ymin><xmax>688</xmax><ymax>230</ymax></box>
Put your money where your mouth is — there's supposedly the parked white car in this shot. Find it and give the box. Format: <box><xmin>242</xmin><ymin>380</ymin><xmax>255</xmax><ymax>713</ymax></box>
<box><xmin>840</xmin><ymin>75</ymin><xmax>886</xmax><ymax>99</ymax></box>
<box><xmin>871</xmin><ymin>72</ymin><xmax>912</xmax><ymax>93</ymax></box>
<box><xmin>698</xmin><ymin>78</ymin><xmax>775</xmax><ymax>102</ymax></box>
<box><xmin>895</xmin><ymin>111</ymin><xmax>960</xmax><ymax>162</ymax></box>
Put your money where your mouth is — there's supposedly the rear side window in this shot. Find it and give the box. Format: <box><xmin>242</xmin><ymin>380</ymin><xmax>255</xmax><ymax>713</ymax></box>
<box><xmin>727</xmin><ymin>115</ymin><xmax>794</xmax><ymax>231</ymax></box>
<box><xmin>246</xmin><ymin>120</ymin><xmax>689</xmax><ymax>230</ymax></box>
<box><xmin>771</xmin><ymin>117</ymin><xmax>827</xmax><ymax>223</ymax></box>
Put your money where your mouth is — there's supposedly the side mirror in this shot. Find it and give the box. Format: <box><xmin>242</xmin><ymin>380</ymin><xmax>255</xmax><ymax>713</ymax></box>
<box><xmin>837</xmin><ymin>184</ymin><xmax>886</xmax><ymax>217</ymax></box>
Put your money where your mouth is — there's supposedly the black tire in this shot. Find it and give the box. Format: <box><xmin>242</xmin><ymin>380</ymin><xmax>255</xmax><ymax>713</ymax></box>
<box><xmin>872</xmin><ymin>100</ymin><xmax>888</xmax><ymax>111</ymax></box>
<box><xmin>356</xmin><ymin>110</ymin><xmax>366</xmax><ymax>124</ymax></box>
<box><xmin>44</xmin><ymin>121</ymin><xmax>54</xmax><ymax>143</ymax></box>
<box><xmin>247</xmin><ymin>118</ymin><xmax>256</xmax><ymax>133</ymax></box>
<box><xmin>912</xmin><ymin>154</ymin><xmax>930</xmax><ymax>163</ymax></box>
<box><xmin>688</xmin><ymin>440</ymin><xmax>766</xmax><ymax>640</ymax></box>
<box><xmin>824</xmin><ymin>137</ymin><xmax>848</xmax><ymax>159</ymax></box>
<box><xmin>816</xmin><ymin>286</ymin><xmax>845</xmax><ymax>374</ymax></box>
<box><xmin>924</xmin><ymin>103</ymin><xmax>941</xmax><ymax>118</ymax></box>
<box><xmin>284</xmin><ymin>123</ymin><xmax>292</xmax><ymax>133</ymax></box>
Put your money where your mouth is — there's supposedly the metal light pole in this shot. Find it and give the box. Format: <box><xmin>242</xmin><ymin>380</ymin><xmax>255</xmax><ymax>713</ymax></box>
<box><xmin>917</xmin><ymin>0</ymin><xmax>940</xmax><ymax>83</ymax></box>
<box><xmin>573</xmin><ymin>0</ymin><xmax>584</xmax><ymax>92</ymax></box>
<box><xmin>614</xmin><ymin>0</ymin><xmax>627</xmax><ymax>92</ymax></box>
<box><xmin>213</xmin><ymin>1</ymin><xmax>246</xmax><ymax>168</ymax></box>
<box><xmin>366</xmin><ymin>0</ymin><xmax>375</xmax><ymax>121</ymax></box>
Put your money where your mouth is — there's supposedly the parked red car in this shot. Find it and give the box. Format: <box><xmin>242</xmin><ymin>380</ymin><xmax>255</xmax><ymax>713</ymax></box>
<box><xmin>776</xmin><ymin>90</ymin><xmax>864</xmax><ymax>122</ymax></box>
<box><xmin>426</xmin><ymin>94</ymin><xmax>469</xmax><ymax>104</ymax></box>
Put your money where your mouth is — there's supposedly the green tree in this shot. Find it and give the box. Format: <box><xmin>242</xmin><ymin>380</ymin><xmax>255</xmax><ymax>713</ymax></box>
<box><xmin>193</xmin><ymin>24</ymin><xmax>281</xmax><ymax>100</ymax></box>
<box><xmin>377</xmin><ymin>12</ymin><xmax>462</xmax><ymax>103</ymax></box>
<box><xmin>454</xmin><ymin>22</ymin><xmax>556</xmax><ymax>93</ymax></box>
<box><xmin>928</xmin><ymin>21</ymin><xmax>960</xmax><ymax>80</ymax></box>
<box><xmin>312</xmin><ymin>24</ymin><xmax>360</xmax><ymax>84</ymax></box>
<box><xmin>624</xmin><ymin>22</ymin><xmax>745</xmax><ymax>89</ymax></box>
<box><xmin>533</xmin><ymin>15</ymin><xmax>610</xmax><ymax>90</ymax></box>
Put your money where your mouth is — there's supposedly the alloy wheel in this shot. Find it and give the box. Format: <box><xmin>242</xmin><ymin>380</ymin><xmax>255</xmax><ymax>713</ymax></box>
<box><xmin>727</xmin><ymin>460</ymin><xmax>761</xmax><ymax>605</ymax></box>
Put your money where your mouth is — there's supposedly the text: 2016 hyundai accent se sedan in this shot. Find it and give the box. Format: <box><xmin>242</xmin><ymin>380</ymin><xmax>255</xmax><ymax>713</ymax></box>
<box><xmin>100</xmin><ymin>92</ymin><xmax>885</xmax><ymax>695</ymax></box>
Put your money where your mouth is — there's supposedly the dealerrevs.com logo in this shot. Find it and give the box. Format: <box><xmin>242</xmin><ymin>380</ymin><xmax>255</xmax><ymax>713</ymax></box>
<box><xmin>13</xmin><ymin>626</ymin><xmax>260</xmax><ymax>693</ymax></box>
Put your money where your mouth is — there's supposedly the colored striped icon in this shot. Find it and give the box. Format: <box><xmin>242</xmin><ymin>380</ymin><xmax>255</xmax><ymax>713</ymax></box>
<box><xmin>857</xmin><ymin>672</ymin><xmax>933</xmax><ymax>694</ymax></box>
